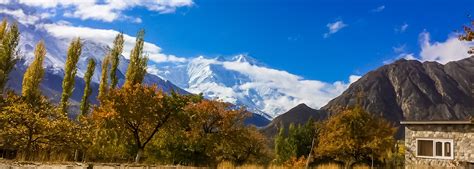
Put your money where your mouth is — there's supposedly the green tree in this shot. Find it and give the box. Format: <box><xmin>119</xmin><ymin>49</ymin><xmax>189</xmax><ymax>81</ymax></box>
<box><xmin>109</xmin><ymin>33</ymin><xmax>124</xmax><ymax>89</ymax></box>
<box><xmin>0</xmin><ymin>19</ymin><xmax>20</xmax><ymax>95</ymax></box>
<box><xmin>274</xmin><ymin>119</ymin><xmax>316</xmax><ymax>165</ymax></box>
<box><xmin>98</xmin><ymin>55</ymin><xmax>110</xmax><ymax>102</ymax></box>
<box><xmin>80</xmin><ymin>59</ymin><xmax>96</xmax><ymax>116</ymax></box>
<box><xmin>274</xmin><ymin>126</ymin><xmax>291</xmax><ymax>164</ymax></box>
<box><xmin>124</xmin><ymin>30</ymin><xmax>148</xmax><ymax>87</ymax></box>
<box><xmin>60</xmin><ymin>38</ymin><xmax>82</xmax><ymax>114</ymax></box>
<box><xmin>22</xmin><ymin>40</ymin><xmax>46</xmax><ymax>101</ymax></box>
<box><xmin>315</xmin><ymin>105</ymin><xmax>396</xmax><ymax>169</ymax></box>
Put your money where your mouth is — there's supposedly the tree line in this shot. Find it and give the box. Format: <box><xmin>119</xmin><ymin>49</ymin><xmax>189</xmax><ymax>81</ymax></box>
<box><xmin>0</xmin><ymin>19</ymin><xmax>270</xmax><ymax>165</ymax></box>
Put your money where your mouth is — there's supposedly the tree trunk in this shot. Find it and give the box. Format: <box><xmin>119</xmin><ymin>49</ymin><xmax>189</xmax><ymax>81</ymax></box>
<box><xmin>344</xmin><ymin>160</ymin><xmax>355</xmax><ymax>169</ymax></box>
<box><xmin>135</xmin><ymin>148</ymin><xmax>144</xmax><ymax>163</ymax></box>
<box><xmin>306</xmin><ymin>137</ymin><xmax>315</xmax><ymax>169</ymax></box>
<box><xmin>74</xmin><ymin>149</ymin><xmax>79</xmax><ymax>161</ymax></box>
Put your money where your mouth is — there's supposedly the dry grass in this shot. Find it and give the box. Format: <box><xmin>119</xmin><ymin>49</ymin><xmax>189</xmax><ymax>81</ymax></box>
<box><xmin>216</xmin><ymin>161</ymin><xmax>371</xmax><ymax>169</ymax></box>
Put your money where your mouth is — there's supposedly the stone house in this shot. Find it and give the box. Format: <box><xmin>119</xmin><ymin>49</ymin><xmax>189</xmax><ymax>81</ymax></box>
<box><xmin>401</xmin><ymin>120</ymin><xmax>474</xmax><ymax>168</ymax></box>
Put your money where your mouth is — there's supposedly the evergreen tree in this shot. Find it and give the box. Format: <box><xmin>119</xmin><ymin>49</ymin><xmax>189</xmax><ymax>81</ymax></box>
<box><xmin>60</xmin><ymin>38</ymin><xmax>82</xmax><ymax>114</ymax></box>
<box><xmin>274</xmin><ymin>126</ymin><xmax>291</xmax><ymax>164</ymax></box>
<box><xmin>0</xmin><ymin>19</ymin><xmax>20</xmax><ymax>95</ymax></box>
<box><xmin>80</xmin><ymin>59</ymin><xmax>96</xmax><ymax>116</ymax></box>
<box><xmin>22</xmin><ymin>40</ymin><xmax>46</xmax><ymax>101</ymax></box>
<box><xmin>124</xmin><ymin>30</ymin><xmax>148</xmax><ymax>87</ymax></box>
<box><xmin>109</xmin><ymin>33</ymin><xmax>124</xmax><ymax>89</ymax></box>
<box><xmin>98</xmin><ymin>55</ymin><xmax>110</xmax><ymax>101</ymax></box>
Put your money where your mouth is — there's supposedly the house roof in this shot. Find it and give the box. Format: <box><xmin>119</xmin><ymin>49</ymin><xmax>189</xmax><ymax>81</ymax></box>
<box><xmin>400</xmin><ymin>120</ymin><xmax>474</xmax><ymax>125</ymax></box>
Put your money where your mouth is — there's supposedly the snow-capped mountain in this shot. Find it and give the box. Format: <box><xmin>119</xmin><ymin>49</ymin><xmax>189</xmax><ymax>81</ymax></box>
<box><xmin>154</xmin><ymin>55</ymin><xmax>352</xmax><ymax>119</ymax></box>
<box><xmin>0</xmin><ymin>3</ymin><xmax>353</xmax><ymax>119</ymax></box>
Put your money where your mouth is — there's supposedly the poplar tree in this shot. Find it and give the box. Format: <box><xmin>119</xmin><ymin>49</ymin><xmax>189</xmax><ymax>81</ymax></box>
<box><xmin>109</xmin><ymin>33</ymin><xmax>124</xmax><ymax>89</ymax></box>
<box><xmin>98</xmin><ymin>55</ymin><xmax>110</xmax><ymax>101</ymax></box>
<box><xmin>60</xmin><ymin>38</ymin><xmax>82</xmax><ymax>114</ymax></box>
<box><xmin>22</xmin><ymin>40</ymin><xmax>46</xmax><ymax>101</ymax></box>
<box><xmin>0</xmin><ymin>19</ymin><xmax>20</xmax><ymax>95</ymax></box>
<box><xmin>80</xmin><ymin>59</ymin><xmax>96</xmax><ymax>116</ymax></box>
<box><xmin>124</xmin><ymin>30</ymin><xmax>148</xmax><ymax>88</ymax></box>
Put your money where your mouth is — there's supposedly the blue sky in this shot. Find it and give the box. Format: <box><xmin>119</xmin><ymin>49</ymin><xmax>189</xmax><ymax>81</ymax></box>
<box><xmin>5</xmin><ymin>0</ymin><xmax>474</xmax><ymax>82</ymax></box>
<box><xmin>1</xmin><ymin>0</ymin><xmax>473</xmax><ymax>114</ymax></box>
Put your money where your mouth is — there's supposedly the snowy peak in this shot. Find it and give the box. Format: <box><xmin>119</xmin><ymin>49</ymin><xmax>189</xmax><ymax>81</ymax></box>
<box><xmin>156</xmin><ymin>54</ymin><xmax>351</xmax><ymax>119</ymax></box>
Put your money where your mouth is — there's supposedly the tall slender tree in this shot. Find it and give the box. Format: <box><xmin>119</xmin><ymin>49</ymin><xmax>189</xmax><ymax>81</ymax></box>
<box><xmin>22</xmin><ymin>40</ymin><xmax>46</xmax><ymax>101</ymax></box>
<box><xmin>109</xmin><ymin>33</ymin><xmax>124</xmax><ymax>89</ymax></box>
<box><xmin>60</xmin><ymin>38</ymin><xmax>82</xmax><ymax>114</ymax></box>
<box><xmin>80</xmin><ymin>59</ymin><xmax>96</xmax><ymax>116</ymax></box>
<box><xmin>98</xmin><ymin>55</ymin><xmax>110</xmax><ymax>101</ymax></box>
<box><xmin>0</xmin><ymin>19</ymin><xmax>20</xmax><ymax>95</ymax></box>
<box><xmin>124</xmin><ymin>30</ymin><xmax>148</xmax><ymax>88</ymax></box>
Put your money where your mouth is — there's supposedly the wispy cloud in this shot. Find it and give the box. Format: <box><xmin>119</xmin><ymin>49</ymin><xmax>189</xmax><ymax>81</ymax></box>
<box><xmin>323</xmin><ymin>20</ymin><xmax>348</xmax><ymax>38</ymax></box>
<box><xmin>371</xmin><ymin>5</ymin><xmax>385</xmax><ymax>13</ymax></box>
<box><xmin>0</xmin><ymin>0</ymin><xmax>194</xmax><ymax>22</ymax></box>
<box><xmin>395</xmin><ymin>23</ymin><xmax>409</xmax><ymax>33</ymax></box>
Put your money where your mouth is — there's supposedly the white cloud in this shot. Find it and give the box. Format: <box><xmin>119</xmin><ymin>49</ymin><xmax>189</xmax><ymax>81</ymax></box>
<box><xmin>1</xmin><ymin>0</ymin><xmax>194</xmax><ymax>22</ymax></box>
<box><xmin>419</xmin><ymin>31</ymin><xmax>473</xmax><ymax>64</ymax></box>
<box><xmin>39</xmin><ymin>23</ymin><xmax>187</xmax><ymax>63</ymax></box>
<box><xmin>218</xmin><ymin>59</ymin><xmax>354</xmax><ymax>115</ymax></box>
<box><xmin>395</xmin><ymin>23</ymin><xmax>408</xmax><ymax>33</ymax></box>
<box><xmin>0</xmin><ymin>8</ymin><xmax>41</xmax><ymax>25</ymax></box>
<box><xmin>323</xmin><ymin>20</ymin><xmax>347</xmax><ymax>38</ymax></box>
<box><xmin>392</xmin><ymin>44</ymin><xmax>407</xmax><ymax>53</ymax></box>
<box><xmin>371</xmin><ymin>5</ymin><xmax>385</xmax><ymax>13</ymax></box>
<box><xmin>385</xmin><ymin>31</ymin><xmax>473</xmax><ymax>65</ymax></box>
<box><xmin>349</xmin><ymin>75</ymin><xmax>361</xmax><ymax>84</ymax></box>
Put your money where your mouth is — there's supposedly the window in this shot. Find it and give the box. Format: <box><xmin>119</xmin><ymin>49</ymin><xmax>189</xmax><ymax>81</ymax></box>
<box><xmin>416</xmin><ymin>138</ymin><xmax>453</xmax><ymax>159</ymax></box>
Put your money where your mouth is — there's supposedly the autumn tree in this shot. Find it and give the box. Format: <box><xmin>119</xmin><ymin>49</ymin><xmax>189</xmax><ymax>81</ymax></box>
<box><xmin>0</xmin><ymin>19</ymin><xmax>20</xmax><ymax>95</ymax></box>
<box><xmin>109</xmin><ymin>33</ymin><xmax>124</xmax><ymax>88</ymax></box>
<box><xmin>22</xmin><ymin>40</ymin><xmax>46</xmax><ymax>101</ymax></box>
<box><xmin>0</xmin><ymin>92</ymin><xmax>66</xmax><ymax>160</ymax></box>
<box><xmin>60</xmin><ymin>38</ymin><xmax>82</xmax><ymax>114</ymax></box>
<box><xmin>124</xmin><ymin>30</ymin><xmax>148</xmax><ymax>87</ymax></box>
<box><xmin>314</xmin><ymin>105</ymin><xmax>396</xmax><ymax>169</ymax></box>
<box><xmin>80</xmin><ymin>59</ymin><xmax>96</xmax><ymax>116</ymax></box>
<box><xmin>150</xmin><ymin>100</ymin><xmax>271</xmax><ymax>166</ymax></box>
<box><xmin>459</xmin><ymin>19</ymin><xmax>474</xmax><ymax>54</ymax></box>
<box><xmin>98</xmin><ymin>55</ymin><xmax>110</xmax><ymax>102</ymax></box>
<box><xmin>93</xmin><ymin>85</ymin><xmax>191</xmax><ymax>163</ymax></box>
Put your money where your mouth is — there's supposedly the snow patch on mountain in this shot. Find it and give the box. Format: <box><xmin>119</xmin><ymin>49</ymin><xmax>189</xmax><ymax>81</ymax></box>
<box><xmin>154</xmin><ymin>54</ymin><xmax>355</xmax><ymax>118</ymax></box>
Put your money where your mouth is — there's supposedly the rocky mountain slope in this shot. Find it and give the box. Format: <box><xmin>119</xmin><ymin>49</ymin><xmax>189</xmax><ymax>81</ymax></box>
<box><xmin>322</xmin><ymin>57</ymin><xmax>474</xmax><ymax>122</ymax></box>
<box><xmin>264</xmin><ymin>57</ymin><xmax>473</xmax><ymax>138</ymax></box>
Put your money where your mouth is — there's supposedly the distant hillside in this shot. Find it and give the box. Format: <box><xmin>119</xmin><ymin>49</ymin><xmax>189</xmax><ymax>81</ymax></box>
<box><xmin>261</xmin><ymin>103</ymin><xmax>327</xmax><ymax>137</ymax></box>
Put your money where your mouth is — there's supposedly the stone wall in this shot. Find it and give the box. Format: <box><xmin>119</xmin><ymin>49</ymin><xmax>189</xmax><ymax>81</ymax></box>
<box><xmin>404</xmin><ymin>124</ymin><xmax>474</xmax><ymax>168</ymax></box>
